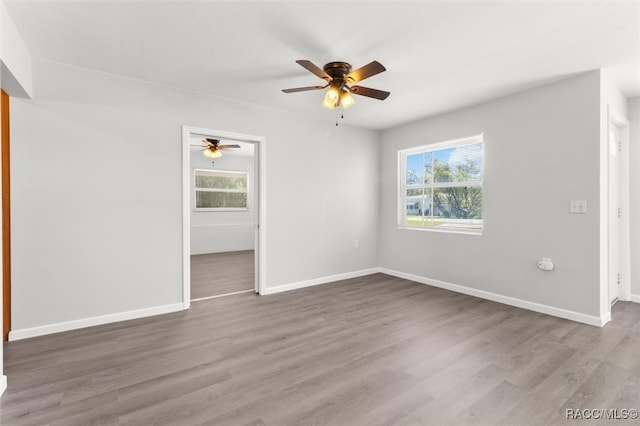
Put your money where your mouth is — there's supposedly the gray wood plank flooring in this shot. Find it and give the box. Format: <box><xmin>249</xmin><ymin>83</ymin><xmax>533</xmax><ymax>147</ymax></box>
<box><xmin>191</xmin><ymin>250</ymin><xmax>254</xmax><ymax>299</ymax></box>
<box><xmin>2</xmin><ymin>273</ymin><xmax>640</xmax><ymax>425</ymax></box>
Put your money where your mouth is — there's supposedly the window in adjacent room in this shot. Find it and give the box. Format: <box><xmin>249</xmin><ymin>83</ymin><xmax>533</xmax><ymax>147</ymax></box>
<box><xmin>194</xmin><ymin>169</ymin><xmax>248</xmax><ymax>210</ymax></box>
<box><xmin>399</xmin><ymin>134</ymin><xmax>483</xmax><ymax>233</ymax></box>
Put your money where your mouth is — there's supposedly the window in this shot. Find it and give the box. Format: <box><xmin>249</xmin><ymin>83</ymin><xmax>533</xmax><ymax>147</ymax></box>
<box><xmin>194</xmin><ymin>169</ymin><xmax>248</xmax><ymax>210</ymax></box>
<box><xmin>399</xmin><ymin>135</ymin><xmax>483</xmax><ymax>233</ymax></box>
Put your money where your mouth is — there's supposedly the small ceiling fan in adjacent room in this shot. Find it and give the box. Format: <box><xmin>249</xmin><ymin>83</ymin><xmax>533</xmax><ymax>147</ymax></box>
<box><xmin>282</xmin><ymin>60</ymin><xmax>390</xmax><ymax>110</ymax></box>
<box><xmin>199</xmin><ymin>138</ymin><xmax>240</xmax><ymax>158</ymax></box>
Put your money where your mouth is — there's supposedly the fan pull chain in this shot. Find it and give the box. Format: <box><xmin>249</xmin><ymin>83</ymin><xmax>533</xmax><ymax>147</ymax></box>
<box><xmin>337</xmin><ymin>109</ymin><xmax>346</xmax><ymax>126</ymax></box>
<box><xmin>334</xmin><ymin>109</ymin><xmax>346</xmax><ymax>127</ymax></box>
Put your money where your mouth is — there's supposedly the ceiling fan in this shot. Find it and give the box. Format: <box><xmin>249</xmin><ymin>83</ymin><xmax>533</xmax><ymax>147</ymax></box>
<box><xmin>282</xmin><ymin>60</ymin><xmax>390</xmax><ymax>110</ymax></box>
<box><xmin>199</xmin><ymin>138</ymin><xmax>240</xmax><ymax>159</ymax></box>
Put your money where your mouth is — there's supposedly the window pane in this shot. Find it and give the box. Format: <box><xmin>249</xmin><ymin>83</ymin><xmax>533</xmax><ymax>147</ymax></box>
<box><xmin>433</xmin><ymin>142</ymin><xmax>483</xmax><ymax>183</ymax></box>
<box><xmin>195</xmin><ymin>175</ymin><xmax>213</xmax><ymax>188</ymax></box>
<box><xmin>196</xmin><ymin>191</ymin><xmax>221</xmax><ymax>208</ymax></box>
<box><xmin>423</xmin><ymin>151</ymin><xmax>433</xmax><ymax>184</ymax></box>
<box><xmin>196</xmin><ymin>174</ymin><xmax>246</xmax><ymax>190</ymax></box>
<box><xmin>406</xmin><ymin>188</ymin><xmax>423</xmax><ymax>226</ymax></box>
<box><xmin>406</xmin><ymin>189</ymin><xmax>442</xmax><ymax>227</ymax></box>
<box><xmin>196</xmin><ymin>191</ymin><xmax>247</xmax><ymax>208</ymax></box>
<box><xmin>224</xmin><ymin>192</ymin><xmax>247</xmax><ymax>208</ymax></box>
<box><xmin>406</xmin><ymin>153</ymin><xmax>423</xmax><ymax>185</ymax></box>
<box><xmin>431</xmin><ymin>187</ymin><xmax>482</xmax><ymax>229</ymax></box>
<box><xmin>406</xmin><ymin>152</ymin><xmax>434</xmax><ymax>185</ymax></box>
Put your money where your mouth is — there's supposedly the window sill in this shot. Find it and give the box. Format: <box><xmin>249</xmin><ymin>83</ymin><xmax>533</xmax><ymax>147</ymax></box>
<box><xmin>398</xmin><ymin>225</ymin><xmax>483</xmax><ymax>236</ymax></box>
<box><xmin>194</xmin><ymin>208</ymin><xmax>250</xmax><ymax>212</ymax></box>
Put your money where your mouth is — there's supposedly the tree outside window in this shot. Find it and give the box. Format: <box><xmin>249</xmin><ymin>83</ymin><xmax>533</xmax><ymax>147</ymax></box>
<box><xmin>400</xmin><ymin>136</ymin><xmax>483</xmax><ymax>232</ymax></box>
<box><xmin>194</xmin><ymin>169</ymin><xmax>248</xmax><ymax>210</ymax></box>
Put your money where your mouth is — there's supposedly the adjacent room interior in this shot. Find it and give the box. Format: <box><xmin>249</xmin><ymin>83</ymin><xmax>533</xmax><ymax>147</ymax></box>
<box><xmin>0</xmin><ymin>1</ymin><xmax>639</xmax><ymax>424</ymax></box>
<box><xmin>189</xmin><ymin>134</ymin><xmax>257</xmax><ymax>300</ymax></box>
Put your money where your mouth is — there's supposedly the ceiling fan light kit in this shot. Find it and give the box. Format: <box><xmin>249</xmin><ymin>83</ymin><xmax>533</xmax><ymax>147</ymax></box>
<box><xmin>282</xmin><ymin>59</ymin><xmax>390</xmax><ymax>112</ymax></box>
<box><xmin>202</xmin><ymin>148</ymin><xmax>223</xmax><ymax>159</ymax></box>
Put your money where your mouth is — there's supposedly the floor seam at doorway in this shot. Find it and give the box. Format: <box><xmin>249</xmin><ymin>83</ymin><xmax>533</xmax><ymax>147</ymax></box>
<box><xmin>191</xmin><ymin>289</ymin><xmax>254</xmax><ymax>302</ymax></box>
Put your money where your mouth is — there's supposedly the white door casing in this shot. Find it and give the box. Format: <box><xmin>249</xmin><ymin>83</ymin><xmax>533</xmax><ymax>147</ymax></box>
<box><xmin>181</xmin><ymin>126</ymin><xmax>266</xmax><ymax>308</ymax></box>
<box><xmin>609</xmin><ymin>124</ymin><xmax>620</xmax><ymax>303</ymax></box>
<box><xmin>607</xmin><ymin>106</ymin><xmax>630</xmax><ymax>308</ymax></box>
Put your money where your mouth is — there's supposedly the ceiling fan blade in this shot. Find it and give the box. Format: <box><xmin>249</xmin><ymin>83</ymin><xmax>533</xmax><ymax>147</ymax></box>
<box><xmin>348</xmin><ymin>85</ymin><xmax>390</xmax><ymax>100</ymax></box>
<box><xmin>282</xmin><ymin>85</ymin><xmax>326</xmax><ymax>93</ymax></box>
<box><xmin>296</xmin><ymin>60</ymin><xmax>332</xmax><ymax>81</ymax></box>
<box><xmin>220</xmin><ymin>144</ymin><xmax>241</xmax><ymax>149</ymax></box>
<box><xmin>346</xmin><ymin>61</ymin><xmax>386</xmax><ymax>83</ymax></box>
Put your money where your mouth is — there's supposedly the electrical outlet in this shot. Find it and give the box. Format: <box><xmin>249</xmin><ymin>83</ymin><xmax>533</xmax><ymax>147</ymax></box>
<box><xmin>570</xmin><ymin>200</ymin><xmax>587</xmax><ymax>214</ymax></box>
<box><xmin>354</xmin><ymin>240</ymin><xmax>359</xmax><ymax>249</ymax></box>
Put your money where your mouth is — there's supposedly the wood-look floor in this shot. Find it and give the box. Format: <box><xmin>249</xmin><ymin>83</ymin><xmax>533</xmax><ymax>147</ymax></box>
<box><xmin>190</xmin><ymin>250</ymin><xmax>254</xmax><ymax>299</ymax></box>
<box><xmin>2</xmin><ymin>273</ymin><xmax>640</xmax><ymax>425</ymax></box>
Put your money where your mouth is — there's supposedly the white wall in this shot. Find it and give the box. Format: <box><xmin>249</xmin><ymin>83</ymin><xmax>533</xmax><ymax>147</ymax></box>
<box><xmin>379</xmin><ymin>71</ymin><xmax>603</xmax><ymax>322</ymax></box>
<box><xmin>0</xmin><ymin>1</ymin><xmax>31</xmax><ymax>98</ymax></box>
<box><xmin>190</xmin><ymin>146</ymin><xmax>255</xmax><ymax>254</ymax></box>
<box><xmin>9</xmin><ymin>59</ymin><xmax>379</xmax><ymax>334</ymax></box>
<box><xmin>629</xmin><ymin>96</ymin><xmax>640</xmax><ymax>300</ymax></box>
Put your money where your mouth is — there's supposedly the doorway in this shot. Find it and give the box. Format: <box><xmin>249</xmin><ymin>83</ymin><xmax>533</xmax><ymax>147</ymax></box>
<box><xmin>181</xmin><ymin>126</ymin><xmax>266</xmax><ymax>308</ymax></box>
<box><xmin>608</xmin><ymin>106</ymin><xmax>630</xmax><ymax>307</ymax></box>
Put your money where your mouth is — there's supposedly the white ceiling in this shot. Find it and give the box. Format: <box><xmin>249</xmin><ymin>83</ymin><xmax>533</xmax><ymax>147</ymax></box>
<box><xmin>4</xmin><ymin>0</ymin><xmax>640</xmax><ymax>130</ymax></box>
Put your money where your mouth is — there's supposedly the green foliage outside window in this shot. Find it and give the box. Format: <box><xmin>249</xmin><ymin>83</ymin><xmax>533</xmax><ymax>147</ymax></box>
<box><xmin>195</xmin><ymin>170</ymin><xmax>248</xmax><ymax>209</ymax></box>
<box><xmin>403</xmin><ymin>138</ymin><xmax>483</xmax><ymax>231</ymax></box>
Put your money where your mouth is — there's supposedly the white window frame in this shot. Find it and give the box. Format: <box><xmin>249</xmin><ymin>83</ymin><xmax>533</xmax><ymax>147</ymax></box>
<box><xmin>194</xmin><ymin>169</ymin><xmax>250</xmax><ymax>212</ymax></box>
<box><xmin>398</xmin><ymin>134</ymin><xmax>484</xmax><ymax>235</ymax></box>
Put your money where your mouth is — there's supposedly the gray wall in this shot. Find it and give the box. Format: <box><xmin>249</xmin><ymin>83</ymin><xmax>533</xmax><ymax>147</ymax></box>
<box><xmin>378</xmin><ymin>71</ymin><xmax>602</xmax><ymax>317</ymax></box>
<box><xmin>10</xmin><ymin>59</ymin><xmax>379</xmax><ymax>331</ymax></box>
<box><xmin>8</xmin><ymin>59</ymin><xmax>633</xmax><ymax>334</ymax></box>
<box><xmin>629</xmin><ymin>96</ymin><xmax>640</xmax><ymax>298</ymax></box>
<box><xmin>190</xmin><ymin>147</ymin><xmax>255</xmax><ymax>254</ymax></box>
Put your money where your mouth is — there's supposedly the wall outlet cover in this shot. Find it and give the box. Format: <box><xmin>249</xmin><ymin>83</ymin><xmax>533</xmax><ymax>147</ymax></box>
<box><xmin>570</xmin><ymin>200</ymin><xmax>587</xmax><ymax>214</ymax></box>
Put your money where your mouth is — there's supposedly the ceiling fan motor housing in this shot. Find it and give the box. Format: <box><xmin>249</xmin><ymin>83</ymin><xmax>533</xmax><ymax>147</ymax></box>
<box><xmin>323</xmin><ymin>62</ymin><xmax>352</xmax><ymax>86</ymax></box>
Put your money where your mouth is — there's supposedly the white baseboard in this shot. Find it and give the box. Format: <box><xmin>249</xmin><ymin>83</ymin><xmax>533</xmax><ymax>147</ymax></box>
<box><xmin>0</xmin><ymin>375</ymin><xmax>6</xmax><ymax>397</ymax></box>
<box><xmin>262</xmin><ymin>268</ymin><xmax>381</xmax><ymax>295</ymax></box>
<box><xmin>631</xmin><ymin>294</ymin><xmax>640</xmax><ymax>303</ymax></box>
<box><xmin>8</xmin><ymin>303</ymin><xmax>185</xmax><ymax>341</ymax></box>
<box><xmin>8</xmin><ymin>268</ymin><xmax>617</xmax><ymax>341</ymax></box>
<box><xmin>8</xmin><ymin>268</ymin><xmax>379</xmax><ymax>340</ymax></box>
<box><xmin>380</xmin><ymin>268</ymin><xmax>607</xmax><ymax>327</ymax></box>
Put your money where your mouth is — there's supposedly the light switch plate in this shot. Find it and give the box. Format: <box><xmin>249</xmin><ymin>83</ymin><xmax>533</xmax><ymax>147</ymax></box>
<box><xmin>570</xmin><ymin>200</ymin><xmax>587</xmax><ymax>214</ymax></box>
